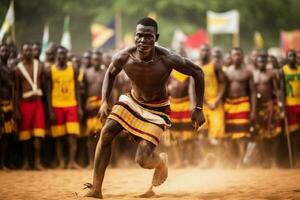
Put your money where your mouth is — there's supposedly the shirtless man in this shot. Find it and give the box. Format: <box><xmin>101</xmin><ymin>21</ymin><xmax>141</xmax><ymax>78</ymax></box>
<box><xmin>83</xmin><ymin>51</ymin><xmax>106</xmax><ymax>168</ymax></box>
<box><xmin>83</xmin><ymin>17</ymin><xmax>205</xmax><ymax>198</ymax></box>
<box><xmin>44</xmin><ymin>45</ymin><xmax>56</xmax><ymax>69</ymax></box>
<box><xmin>0</xmin><ymin>44</ymin><xmax>15</xmax><ymax>170</ymax></box>
<box><xmin>253</xmin><ymin>53</ymin><xmax>281</xmax><ymax>168</ymax></box>
<box><xmin>15</xmin><ymin>43</ymin><xmax>45</xmax><ymax>170</ymax></box>
<box><xmin>168</xmin><ymin>46</ymin><xmax>195</xmax><ymax>167</ymax></box>
<box><xmin>247</xmin><ymin>49</ymin><xmax>261</xmax><ymax>71</ymax></box>
<box><xmin>45</xmin><ymin>46</ymin><xmax>82</xmax><ymax>169</ymax></box>
<box><xmin>296</xmin><ymin>49</ymin><xmax>300</xmax><ymax>66</ymax></box>
<box><xmin>32</xmin><ymin>42</ymin><xmax>42</xmax><ymax>60</ymax></box>
<box><xmin>281</xmin><ymin>49</ymin><xmax>300</xmax><ymax>167</ymax></box>
<box><xmin>224</xmin><ymin>47</ymin><xmax>256</xmax><ymax>168</ymax></box>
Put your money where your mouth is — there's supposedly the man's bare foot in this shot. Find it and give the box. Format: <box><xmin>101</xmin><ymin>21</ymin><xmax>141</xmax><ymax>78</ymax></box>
<box><xmin>34</xmin><ymin>163</ymin><xmax>45</xmax><ymax>171</ymax></box>
<box><xmin>82</xmin><ymin>183</ymin><xmax>103</xmax><ymax>199</ymax></box>
<box><xmin>86</xmin><ymin>162</ymin><xmax>94</xmax><ymax>170</ymax></box>
<box><xmin>152</xmin><ymin>153</ymin><xmax>168</xmax><ymax>187</ymax></box>
<box><xmin>137</xmin><ymin>186</ymin><xmax>156</xmax><ymax>198</ymax></box>
<box><xmin>21</xmin><ymin>162</ymin><xmax>30</xmax><ymax>170</ymax></box>
<box><xmin>0</xmin><ymin>165</ymin><xmax>9</xmax><ymax>170</ymax></box>
<box><xmin>57</xmin><ymin>161</ymin><xmax>66</xmax><ymax>169</ymax></box>
<box><xmin>67</xmin><ymin>161</ymin><xmax>81</xmax><ymax>169</ymax></box>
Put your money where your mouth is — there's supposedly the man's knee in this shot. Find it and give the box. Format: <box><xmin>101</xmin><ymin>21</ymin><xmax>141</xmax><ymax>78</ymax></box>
<box><xmin>135</xmin><ymin>140</ymin><xmax>155</xmax><ymax>168</ymax></box>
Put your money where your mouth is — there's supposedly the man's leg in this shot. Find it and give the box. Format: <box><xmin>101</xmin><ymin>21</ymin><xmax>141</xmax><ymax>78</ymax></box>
<box><xmin>237</xmin><ymin>138</ymin><xmax>247</xmax><ymax>168</ymax></box>
<box><xmin>67</xmin><ymin>134</ymin><xmax>80</xmax><ymax>169</ymax></box>
<box><xmin>55</xmin><ymin>137</ymin><xmax>65</xmax><ymax>169</ymax></box>
<box><xmin>33</xmin><ymin>137</ymin><xmax>44</xmax><ymax>170</ymax></box>
<box><xmin>21</xmin><ymin>140</ymin><xmax>30</xmax><ymax>170</ymax></box>
<box><xmin>84</xmin><ymin>119</ymin><xmax>123</xmax><ymax>198</ymax></box>
<box><xmin>0</xmin><ymin>136</ymin><xmax>8</xmax><ymax>170</ymax></box>
<box><xmin>135</xmin><ymin>139</ymin><xmax>168</xmax><ymax>187</ymax></box>
<box><xmin>87</xmin><ymin>134</ymin><xmax>98</xmax><ymax>169</ymax></box>
<box><xmin>270</xmin><ymin>136</ymin><xmax>279</xmax><ymax>168</ymax></box>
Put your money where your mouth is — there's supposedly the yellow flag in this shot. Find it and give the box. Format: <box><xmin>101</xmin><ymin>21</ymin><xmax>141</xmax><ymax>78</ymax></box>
<box><xmin>254</xmin><ymin>31</ymin><xmax>264</xmax><ymax>49</ymax></box>
<box><xmin>0</xmin><ymin>1</ymin><xmax>15</xmax><ymax>41</ymax></box>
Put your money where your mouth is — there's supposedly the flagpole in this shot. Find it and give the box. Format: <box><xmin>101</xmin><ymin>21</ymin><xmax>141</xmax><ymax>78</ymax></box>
<box><xmin>209</xmin><ymin>33</ymin><xmax>214</xmax><ymax>46</ymax></box>
<box><xmin>233</xmin><ymin>32</ymin><xmax>239</xmax><ymax>47</ymax></box>
<box><xmin>11</xmin><ymin>0</ymin><xmax>15</xmax><ymax>42</ymax></box>
<box><xmin>115</xmin><ymin>10</ymin><xmax>122</xmax><ymax>49</ymax></box>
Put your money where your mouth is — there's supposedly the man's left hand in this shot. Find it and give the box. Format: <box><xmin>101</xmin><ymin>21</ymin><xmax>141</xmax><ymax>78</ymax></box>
<box><xmin>191</xmin><ymin>108</ymin><xmax>205</xmax><ymax>131</ymax></box>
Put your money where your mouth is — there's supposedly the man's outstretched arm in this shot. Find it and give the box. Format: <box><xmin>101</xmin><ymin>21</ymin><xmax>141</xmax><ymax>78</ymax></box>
<box><xmin>99</xmin><ymin>52</ymin><xmax>128</xmax><ymax>121</ymax></box>
<box><xmin>167</xmin><ymin>54</ymin><xmax>205</xmax><ymax>129</ymax></box>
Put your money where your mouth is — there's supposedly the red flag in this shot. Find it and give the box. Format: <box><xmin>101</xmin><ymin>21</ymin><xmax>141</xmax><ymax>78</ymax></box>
<box><xmin>280</xmin><ymin>30</ymin><xmax>300</xmax><ymax>52</ymax></box>
<box><xmin>185</xmin><ymin>29</ymin><xmax>208</xmax><ymax>49</ymax></box>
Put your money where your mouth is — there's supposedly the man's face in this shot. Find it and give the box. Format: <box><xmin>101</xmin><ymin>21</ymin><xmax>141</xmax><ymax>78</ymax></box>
<box><xmin>287</xmin><ymin>50</ymin><xmax>296</xmax><ymax>64</ymax></box>
<box><xmin>231</xmin><ymin>49</ymin><xmax>243</xmax><ymax>65</ymax></box>
<box><xmin>0</xmin><ymin>45</ymin><xmax>10</xmax><ymax>61</ymax></box>
<box><xmin>32</xmin><ymin>44</ymin><xmax>41</xmax><ymax>58</ymax></box>
<box><xmin>91</xmin><ymin>53</ymin><xmax>102</xmax><ymax>67</ymax></box>
<box><xmin>296</xmin><ymin>50</ymin><xmax>300</xmax><ymax>65</ymax></box>
<box><xmin>135</xmin><ymin>24</ymin><xmax>157</xmax><ymax>54</ymax></box>
<box><xmin>200</xmin><ymin>45</ymin><xmax>210</xmax><ymax>61</ymax></box>
<box><xmin>22</xmin><ymin>44</ymin><xmax>33</xmax><ymax>60</ymax></box>
<box><xmin>57</xmin><ymin>48</ymin><xmax>67</xmax><ymax>65</ymax></box>
<box><xmin>82</xmin><ymin>52</ymin><xmax>91</xmax><ymax>66</ymax></box>
<box><xmin>46</xmin><ymin>49</ymin><xmax>55</xmax><ymax>62</ymax></box>
<box><xmin>256</xmin><ymin>55</ymin><xmax>267</xmax><ymax>70</ymax></box>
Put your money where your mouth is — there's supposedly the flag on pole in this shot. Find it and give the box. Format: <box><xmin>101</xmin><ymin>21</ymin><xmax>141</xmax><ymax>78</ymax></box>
<box><xmin>207</xmin><ymin>10</ymin><xmax>239</xmax><ymax>34</ymax></box>
<box><xmin>61</xmin><ymin>16</ymin><xmax>71</xmax><ymax>50</ymax></box>
<box><xmin>91</xmin><ymin>20</ymin><xmax>115</xmax><ymax>49</ymax></box>
<box><xmin>185</xmin><ymin>29</ymin><xmax>208</xmax><ymax>49</ymax></box>
<box><xmin>40</xmin><ymin>23</ymin><xmax>49</xmax><ymax>61</ymax></box>
<box><xmin>254</xmin><ymin>31</ymin><xmax>264</xmax><ymax>49</ymax></box>
<box><xmin>0</xmin><ymin>1</ymin><xmax>15</xmax><ymax>41</ymax></box>
<box><xmin>280</xmin><ymin>30</ymin><xmax>300</xmax><ymax>52</ymax></box>
<box><xmin>171</xmin><ymin>29</ymin><xmax>187</xmax><ymax>50</ymax></box>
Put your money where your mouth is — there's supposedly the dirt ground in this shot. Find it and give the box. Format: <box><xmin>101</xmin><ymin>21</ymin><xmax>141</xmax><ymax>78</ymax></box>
<box><xmin>0</xmin><ymin>168</ymin><xmax>300</xmax><ymax>200</ymax></box>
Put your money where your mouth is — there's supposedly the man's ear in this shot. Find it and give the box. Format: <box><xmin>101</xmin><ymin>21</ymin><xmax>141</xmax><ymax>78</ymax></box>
<box><xmin>155</xmin><ymin>33</ymin><xmax>160</xmax><ymax>42</ymax></box>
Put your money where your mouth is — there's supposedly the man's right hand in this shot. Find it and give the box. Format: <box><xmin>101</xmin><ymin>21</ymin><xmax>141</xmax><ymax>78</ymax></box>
<box><xmin>50</xmin><ymin>110</ymin><xmax>56</xmax><ymax>123</ymax></box>
<box><xmin>98</xmin><ymin>101</ymin><xmax>111</xmax><ymax>123</ymax></box>
<box><xmin>14</xmin><ymin>110</ymin><xmax>21</xmax><ymax>122</ymax></box>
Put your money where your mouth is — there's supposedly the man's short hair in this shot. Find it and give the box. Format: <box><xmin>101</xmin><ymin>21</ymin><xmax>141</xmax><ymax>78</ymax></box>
<box><xmin>56</xmin><ymin>45</ymin><xmax>67</xmax><ymax>53</ymax></box>
<box><xmin>137</xmin><ymin>17</ymin><xmax>158</xmax><ymax>33</ymax></box>
<box><xmin>230</xmin><ymin>47</ymin><xmax>243</xmax><ymax>55</ymax></box>
<box><xmin>21</xmin><ymin>42</ymin><xmax>32</xmax><ymax>51</ymax></box>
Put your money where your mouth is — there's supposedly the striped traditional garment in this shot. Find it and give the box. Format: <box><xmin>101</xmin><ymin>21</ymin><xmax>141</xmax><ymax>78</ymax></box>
<box><xmin>224</xmin><ymin>96</ymin><xmax>251</xmax><ymax>139</ymax></box>
<box><xmin>170</xmin><ymin>96</ymin><xmax>194</xmax><ymax>141</ymax></box>
<box><xmin>85</xmin><ymin>96</ymin><xmax>103</xmax><ymax>135</ymax></box>
<box><xmin>108</xmin><ymin>91</ymin><xmax>171</xmax><ymax>146</ymax></box>
<box><xmin>0</xmin><ymin>100</ymin><xmax>15</xmax><ymax>135</ymax></box>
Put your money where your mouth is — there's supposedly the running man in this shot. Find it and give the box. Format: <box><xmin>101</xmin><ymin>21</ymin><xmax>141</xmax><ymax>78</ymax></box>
<box><xmin>83</xmin><ymin>17</ymin><xmax>205</xmax><ymax>198</ymax></box>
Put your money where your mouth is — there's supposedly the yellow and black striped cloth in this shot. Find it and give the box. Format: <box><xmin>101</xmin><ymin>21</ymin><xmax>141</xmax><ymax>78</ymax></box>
<box><xmin>224</xmin><ymin>97</ymin><xmax>251</xmax><ymax>139</ymax></box>
<box><xmin>108</xmin><ymin>91</ymin><xmax>171</xmax><ymax>146</ymax></box>
<box><xmin>0</xmin><ymin>100</ymin><xmax>15</xmax><ymax>136</ymax></box>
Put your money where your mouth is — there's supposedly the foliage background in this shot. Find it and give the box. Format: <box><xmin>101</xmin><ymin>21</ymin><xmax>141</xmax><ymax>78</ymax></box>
<box><xmin>0</xmin><ymin>0</ymin><xmax>299</xmax><ymax>53</ymax></box>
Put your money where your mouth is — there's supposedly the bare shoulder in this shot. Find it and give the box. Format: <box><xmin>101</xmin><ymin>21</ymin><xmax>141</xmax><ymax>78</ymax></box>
<box><xmin>111</xmin><ymin>46</ymin><xmax>134</xmax><ymax>67</ymax></box>
<box><xmin>156</xmin><ymin>46</ymin><xmax>183</xmax><ymax>65</ymax></box>
<box><xmin>243</xmin><ymin>66</ymin><xmax>253</xmax><ymax>77</ymax></box>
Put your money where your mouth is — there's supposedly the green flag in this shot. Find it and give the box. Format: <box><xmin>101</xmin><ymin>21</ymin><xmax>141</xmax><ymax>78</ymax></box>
<box><xmin>61</xmin><ymin>16</ymin><xmax>71</xmax><ymax>50</ymax></box>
